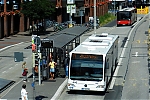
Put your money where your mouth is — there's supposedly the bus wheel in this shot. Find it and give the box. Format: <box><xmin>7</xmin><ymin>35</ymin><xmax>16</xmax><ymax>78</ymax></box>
<box><xmin>117</xmin><ymin>24</ymin><xmax>120</xmax><ymax>27</ymax></box>
<box><xmin>100</xmin><ymin>91</ymin><xmax>106</xmax><ymax>95</ymax></box>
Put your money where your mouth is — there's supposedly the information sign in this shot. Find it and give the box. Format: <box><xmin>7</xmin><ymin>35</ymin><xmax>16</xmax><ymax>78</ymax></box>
<box><xmin>41</xmin><ymin>39</ymin><xmax>53</xmax><ymax>48</ymax></box>
<box><xmin>67</xmin><ymin>0</ymin><xmax>74</xmax><ymax>4</ymax></box>
<box><xmin>67</xmin><ymin>4</ymin><xmax>76</xmax><ymax>13</ymax></box>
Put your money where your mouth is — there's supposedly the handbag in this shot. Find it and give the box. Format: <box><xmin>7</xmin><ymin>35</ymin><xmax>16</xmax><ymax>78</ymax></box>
<box><xmin>22</xmin><ymin>70</ymin><xmax>27</xmax><ymax>76</ymax></box>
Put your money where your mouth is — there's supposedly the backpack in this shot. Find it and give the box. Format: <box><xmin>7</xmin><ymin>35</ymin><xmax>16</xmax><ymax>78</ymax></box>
<box><xmin>64</xmin><ymin>57</ymin><xmax>69</xmax><ymax>65</ymax></box>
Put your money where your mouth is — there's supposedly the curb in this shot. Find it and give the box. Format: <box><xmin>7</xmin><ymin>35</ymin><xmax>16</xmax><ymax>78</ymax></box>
<box><xmin>0</xmin><ymin>81</ymin><xmax>15</xmax><ymax>94</ymax></box>
<box><xmin>51</xmin><ymin>79</ymin><xmax>68</xmax><ymax>100</ymax></box>
<box><xmin>0</xmin><ymin>42</ymin><xmax>24</xmax><ymax>52</ymax></box>
<box><xmin>1</xmin><ymin>73</ymin><xmax>32</xmax><ymax>98</ymax></box>
<box><xmin>0</xmin><ymin>41</ymin><xmax>31</xmax><ymax>53</ymax></box>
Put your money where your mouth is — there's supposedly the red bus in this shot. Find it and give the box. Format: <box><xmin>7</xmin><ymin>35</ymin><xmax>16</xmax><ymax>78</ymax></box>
<box><xmin>117</xmin><ymin>7</ymin><xmax>137</xmax><ymax>27</ymax></box>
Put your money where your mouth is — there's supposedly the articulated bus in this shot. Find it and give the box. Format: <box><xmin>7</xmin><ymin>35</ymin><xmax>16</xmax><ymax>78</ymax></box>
<box><xmin>67</xmin><ymin>33</ymin><xmax>119</xmax><ymax>92</ymax></box>
<box><xmin>117</xmin><ymin>7</ymin><xmax>137</xmax><ymax>26</ymax></box>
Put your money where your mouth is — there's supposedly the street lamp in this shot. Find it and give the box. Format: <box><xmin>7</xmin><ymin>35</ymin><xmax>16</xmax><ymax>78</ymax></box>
<box><xmin>23</xmin><ymin>0</ymin><xmax>32</xmax><ymax>2</ymax></box>
<box><xmin>94</xmin><ymin>0</ymin><xmax>96</xmax><ymax>34</ymax></box>
<box><xmin>0</xmin><ymin>0</ymin><xmax>4</xmax><ymax>39</ymax></box>
<box><xmin>114</xmin><ymin>0</ymin><xmax>116</xmax><ymax>15</ymax></box>
<box><xmin>5</xmin><ymin>0</ymin><xmax>19</xmax><ymax>11</ymax></box>
<box><xmin>0</xmin><ymin>0</ymin><xmax>4</xmax><ymax>12</ymax></box>
<box><xmin>12</xmin><ymin>0</ymin><xmax>18</xmax><ymax>10</ymax></box>
<box><xmin>0</xmin><ymin>0</ymin><xmax>4</xmax><ymax>5</ymax></box>
<box><xmin>67</xmin><ymin>0</ymin><xmax>75</xmax><ymax>28</ymax></box>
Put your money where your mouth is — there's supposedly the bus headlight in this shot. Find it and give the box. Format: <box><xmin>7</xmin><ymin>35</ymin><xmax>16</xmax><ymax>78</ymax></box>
<box><xmin>68</xmin><ymin>84</ymin><xmax>75</xmax><ymax>87</ymax></box>
<box><xmin>96</xmin><ymin>85</ymin><xmax>105</xmax><ymax>88</ymax></box>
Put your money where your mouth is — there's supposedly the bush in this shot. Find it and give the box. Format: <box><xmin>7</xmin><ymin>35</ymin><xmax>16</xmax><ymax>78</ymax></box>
<box><xmin>99</xmin><ymin>13</ymin><xmax>116</xmax><ymax>26</ymax></box>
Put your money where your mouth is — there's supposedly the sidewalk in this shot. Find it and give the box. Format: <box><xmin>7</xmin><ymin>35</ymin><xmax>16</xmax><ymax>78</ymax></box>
<box><xmin>0</xmin><ymin>27</ymin><xmax>54</xmax><ymax>50</ymax></box>
<box><xmin>1</xmin><ymin>76</ymin><xmax>67</xmax><ymax>100</ymax></box>
<box><xmin>0</xmin><ymin>27</ymin><xmax>67</xmax><ymax>100</ymax></box>
<box><xmin>0</xmin><ymin>25</ymin><xmax>110</xmax><ymax>100</ymax></box>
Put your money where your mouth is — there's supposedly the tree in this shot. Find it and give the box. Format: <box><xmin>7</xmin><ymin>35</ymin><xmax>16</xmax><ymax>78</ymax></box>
<box><xmin>21</xmin><ymin>0</ymin><xmax>55</xmax><ymax>33</ymax></box>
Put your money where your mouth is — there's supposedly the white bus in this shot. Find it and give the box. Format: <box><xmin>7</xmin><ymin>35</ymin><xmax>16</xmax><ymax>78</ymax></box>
<box><xmin>67</xmin><ymin>33</ymin><xmax>119</xmax><ymax>92</ymax></box>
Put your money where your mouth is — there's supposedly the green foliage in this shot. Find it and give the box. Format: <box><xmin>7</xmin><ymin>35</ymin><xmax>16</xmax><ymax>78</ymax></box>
<box><xmin>21</xmin><ymin>0</ymin><xmax>55</xmax><ymax>20</ymax></box>
<box><xmin>99</xmin><ymin>13</ymin><xmax>116</xmax><ymax>26</ymax></box>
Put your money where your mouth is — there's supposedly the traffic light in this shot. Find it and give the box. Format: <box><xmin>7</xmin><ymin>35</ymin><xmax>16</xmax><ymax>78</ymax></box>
<box><xmin>34</xmin><ymin>36</ymin><xmax>41</xmax><ymax>47</ymax></box>
<box><xmin>33</xmin><ymin>53</ymin><xmax>41</xmax><ymax>74</ymax></box>
<box><xmin>32</xmin><ymin>43</ymin><xmax>36</xmax><ymax>52</ymax></box>
<box><xmin>34</xmin><ymin>53</ymin><xmax>39</xmax><ymax>74</ymax></box>
<box><xmin>32</xmin><ymin>35</ymin><xmax>41</xmax><ymax>53</ymax></box>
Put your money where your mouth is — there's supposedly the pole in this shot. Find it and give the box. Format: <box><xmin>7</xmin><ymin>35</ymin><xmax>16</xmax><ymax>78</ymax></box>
<box><xmin>70</xmin><ymin>5</ymin><xmax>72</xmax><ymax>27</ymax></box>
<box><xmin>148</xmin><ymin>10</ymin><xmax>150</xmax><ymax>28</ymax></box>
<box><xmin>94</xmin><ymin>0</ymin><xmax>96</xmax><ymax>34</ymax></box>
<box><xmin>81</xmin><ymin>15</ymin><xmax>82</xmax><ymax>26</ymax></box>
<box><xmin>38</xmin><ymin>54</ymin><xmax>41</xmax><ymax>85</ymax></box>
<box><xmin>35</xmin><ymin>37</ymin><xmax>41</xmax><ymax>85</ymax></box>
<box><xmin>114</xmin><ymin>0</ymin><xmax>115</xmax><ymax>15</ymax></box>
<box><xmin>33</xmin><ymin>86</ymin><xmax>35</xmax><ymax>100</ymax></box>
<box><xmin>80</xmin><ymin>11</ymin><xmax>82</xmax><ymax>26</ymax></box>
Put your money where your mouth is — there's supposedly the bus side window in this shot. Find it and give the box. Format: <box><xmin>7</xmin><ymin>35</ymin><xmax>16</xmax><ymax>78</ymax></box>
<box><xmin>129</xmin><ymin>12</ymin><xmax>132</xmax><ymax>17</ymax></box>
<box><xmin>105</xmin><ymin>59</ymin><xmax>109</xmax><ymax>69</ymax></box>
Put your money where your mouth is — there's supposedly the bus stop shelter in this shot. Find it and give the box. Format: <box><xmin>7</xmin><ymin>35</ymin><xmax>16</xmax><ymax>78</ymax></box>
<box><xmin>41</xmin><ymin>26</ymin><xmax>88</xmax><ymax>79</ymax></box>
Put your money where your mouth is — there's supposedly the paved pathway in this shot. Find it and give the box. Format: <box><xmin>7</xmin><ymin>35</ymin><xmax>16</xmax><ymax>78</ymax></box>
<box><xmin>0</xmin><ymin>27</ymin><xmax>68</xmax><ymax>100</ymax></box>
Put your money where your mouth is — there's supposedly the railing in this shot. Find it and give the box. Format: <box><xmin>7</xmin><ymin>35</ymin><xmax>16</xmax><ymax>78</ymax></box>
<box><xmin>137</xmin><ymin>6</ymin><xmax>149</xmax><ymax>14</ymax></box>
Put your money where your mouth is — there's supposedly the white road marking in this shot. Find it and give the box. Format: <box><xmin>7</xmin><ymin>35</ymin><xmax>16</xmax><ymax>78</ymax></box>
<box><xmin>132</xmin><ymin>61</ymin><xmax>140</xmax><ymax>63</ymax></box>
<box><xmin>15</xmin><ymin>64</ymin><xmax>18</xmax><ymax>66</ymax></box>
<box><xmin>135</xmin><ymin>52</ymin><xmax>138</xmax><ymax>57</ymax></box>
<box><xmin>25</xmin><ymin>57</ymin><xmax>28</xmax><ymax>59</ymax></box>
<box><xmin>9</xmin><ymin>67</ymin><xmax>13</xmax><ymax>69</ymax></box>
<box><xmin>109</xmin><ymin>19</ymin><xmax>139</xmax><ymax>89</ymax></box>
<box><xmin>2</xmin><ymin>71</ymin><xmax>7</xmax><ymax>73</ymax></box>
<box><xmin>1</xmin><ymin>73</ymin><xmax>32</xmax><ymax>98</ymax></box>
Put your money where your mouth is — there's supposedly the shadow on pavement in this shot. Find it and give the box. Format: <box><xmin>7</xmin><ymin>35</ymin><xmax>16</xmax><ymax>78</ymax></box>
<box><xmin>35</xmin><ymin>95</ymin><xmax>48</xmax><ymax>100</ymax></box>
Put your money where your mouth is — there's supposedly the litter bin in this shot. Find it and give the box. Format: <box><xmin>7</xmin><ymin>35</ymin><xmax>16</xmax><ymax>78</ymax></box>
<box><xmin>42</xmin><ymin>66</ymin><xmax>48</xmax><ymax>80</ymax></box>
<box><xmin>41</xmin><ymin>64</ymin><xmax>48</xmax><ymax>80</ymax></box>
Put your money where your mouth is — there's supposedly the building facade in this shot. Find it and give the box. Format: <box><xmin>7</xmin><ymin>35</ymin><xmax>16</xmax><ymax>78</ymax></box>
<box><xmin>0</xmin><ymin>0</ymin><xmax>28</xmax><ymax>39</ymax></box>
<box><xmin>0</xmin><ymin>0</ymin><xmax>109</xmax><ymax>39</ymax></box>
<box><xmin>56</xmin><ymin>0</ymin><xmax>109</xmax><ymax>24</ymax></box>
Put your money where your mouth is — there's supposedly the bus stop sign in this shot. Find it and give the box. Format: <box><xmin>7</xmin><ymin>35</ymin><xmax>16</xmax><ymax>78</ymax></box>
<box><xmin>34</xmin><ymin>36</ymin><xmax>41</xmax><ymax>47</ymax></box>
<box><xmin>41</xmin><ymin>39</ymin><xmax>53</xmax><ymax>48</ymax></box>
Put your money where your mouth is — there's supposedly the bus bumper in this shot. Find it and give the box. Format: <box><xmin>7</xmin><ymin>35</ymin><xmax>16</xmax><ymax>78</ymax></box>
<box><xmin>117</xmin><ymin>20</ymin><xmax>131</xmax><ymax>25</ymax></box>
<box><xmin>67</xmin><ymin>84</ymin><xmax>106</xmax><ymax>91</ymax></box>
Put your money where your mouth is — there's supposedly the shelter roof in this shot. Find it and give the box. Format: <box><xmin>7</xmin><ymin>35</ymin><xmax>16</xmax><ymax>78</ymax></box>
<box><xmin>47</xmin><ymin>26</ymin><xmax>88</xmax><ymax>48</ymax></box>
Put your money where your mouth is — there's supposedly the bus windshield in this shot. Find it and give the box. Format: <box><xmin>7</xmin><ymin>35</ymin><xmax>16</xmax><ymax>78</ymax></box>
<box><xmin>70</xmin><ymin>54</ymin><xmax>103</xmax><ymax>81</ymax></box>
<box><xmin>117</xmin><ymin>11</ymin><xmax>131</xmax><ymax>20</ymax></box>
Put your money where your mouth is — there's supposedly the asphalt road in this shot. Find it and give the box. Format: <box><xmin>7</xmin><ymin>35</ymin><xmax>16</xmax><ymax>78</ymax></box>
<box><xmin>0</xmin><ymin>14</ymin><xmax>149</xmax><ymax>100</ymax></box>
<box><xmin>121</xmin><ymin>14</ymin><xmax>149</xmax><ymax>99</ymax></box>
<box><xmin>58</xmin><ymin>14</ymin><xmax>150</xmax><ymax>100</ymax></box>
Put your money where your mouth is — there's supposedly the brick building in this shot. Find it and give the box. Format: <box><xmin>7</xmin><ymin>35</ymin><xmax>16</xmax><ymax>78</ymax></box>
<box><xmin>56</xmin><ymin>0</ymin><xmax>109</xmax><ymax>24</ymax></box>
<box><xmin>0</xmin><ymin>0</ymin><xmax>29</xmax><ymax>39</ymax></box>
<box><xmin>0</xmin><ymin>0</ymin><xmax>109</xmax><ymax>39</ymax></box>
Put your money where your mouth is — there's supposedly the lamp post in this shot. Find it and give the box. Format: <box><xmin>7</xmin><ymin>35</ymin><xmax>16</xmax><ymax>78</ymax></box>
<box><xmin>69</xmin><ymin>5</ymin><xmax>72</xmax><ymax>27</ymax></box>
<box><xmin>67</xmin><ymin>0</ymin><xmax>75</xmax><ymax>28</ymax></box>
<box><xmin>0</xmin><ymin>1</ymin><xmax>4</xmax><ymax>38</ymax></box>
<box><xmin>94</xmin><ymin>0</ymin><xmax>96</xmax><ymax>34</ymax></box>
<box><xmin>114</xmin><ymin>0</ymin><xmax>116</xmax><ymax>15</ymax></box>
